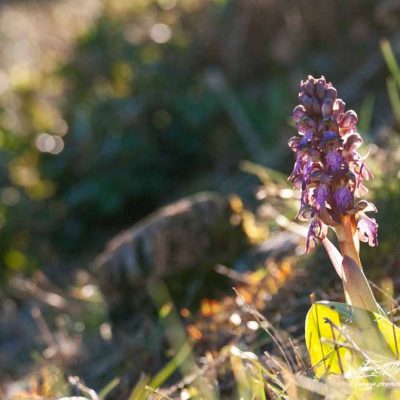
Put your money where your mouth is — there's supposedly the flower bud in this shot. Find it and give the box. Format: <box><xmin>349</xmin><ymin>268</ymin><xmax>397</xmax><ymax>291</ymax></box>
<box><xmin>325</xmin><ymin>86</ymin><xmax>337</xmax><ymax>100</ymax></box>
<box><xmin>321</xmin><ymin>100</ymin><xmax>333</xmax><ymax>116</ymax></box>
<box><xmin>344</xmin><ymin>133</ymin><xmax>363</xmax><ymax>151</ymax></box>
<box><xmin>339</xmin><ymin>110</ymin><xmax>358</xmax><ymax>132</ymax></box>
<box><xmin>315</xmin><ymin>82</ymin><xmax>325</xmax><ymax>99</ymax></box>
<box><xmin>312</xmin><ymin>97</ymin><xmax>321</xmax><ymax>114</ymax></box>
<box><xmin>299</xmin><ymin>93</ymin><xmax>313</xmax><ymax>112</ymax></box>
<box><xmin>297</xmin><ymin>117</ymin><xmax>317</xmax><ymax>134</ymax></box>
<box><xmin>292</xmin><ymin>105</ymin><xmax>306</xmax><ymax>123</ymax></box>
<box><xmin>302</xmin><ymin>79</ymin><xmax>315</xmax><ymax>96</ymax></box>
<box><xmin>333</xmin><ymin>99</ymin><xmax>346</xmax><ymax>119</ymax></box>
<box><xmin>288</xmin><ymin>136</ymin><xmax>301</xmax><ymax>151</ymax></box>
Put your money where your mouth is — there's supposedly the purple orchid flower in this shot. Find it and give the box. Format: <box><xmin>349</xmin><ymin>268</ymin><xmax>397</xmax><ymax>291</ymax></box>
<box><xmin>288</xmin><ymin>75</ymin><xmax>378</xmax><ymax>251</ymax></box>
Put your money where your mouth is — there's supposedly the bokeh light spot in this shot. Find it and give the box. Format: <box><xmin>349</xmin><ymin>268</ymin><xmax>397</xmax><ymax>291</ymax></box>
<box><xmin>36</xmin><ymin>133</ymin><xmax>64</xmax><ymax>154</ymax></box>
<box><xmin>53</xmin><ymin>118</ymin><xmax>68</xmax><ymax>136</ymax></box>
<box><xmin>157</xmin><ymin>0</ymin><xmax>177</xmax><ymax>10</ymax></box>
<box><xmin>124</xmin><ymin>24</ymin><xmax>145</xmax><ymax>45</ymax></box>
<box><xmin>1</xmin><ymin>187</ymin><xmax>20</xmax><ymax>206</ymax></box>
<box><xmin>100</xmin><ymin>322</ymin><xmax>112</xmax><ymax>341</ymax></box>
<box><xmin>150</xmin><ymin>23</ymin><xmax>172</xmax><ymax>44</ymax></box>
<box><xmin>5</xmin><ymin>249</ymin><xmax>25</xmax><ymax>271</ymax></box>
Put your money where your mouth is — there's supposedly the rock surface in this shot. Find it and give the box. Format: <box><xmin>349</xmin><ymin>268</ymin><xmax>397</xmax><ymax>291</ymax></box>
<box><xmin>92</xmin><ymin>192</ymin><xmax>250</xmax><ymax>322</ymax></box>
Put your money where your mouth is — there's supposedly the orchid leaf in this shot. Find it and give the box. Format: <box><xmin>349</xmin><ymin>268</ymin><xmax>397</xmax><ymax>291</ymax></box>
<box><xmin>305</xmin><ymin>301</ymin><xmax>400</xmax><ymax>379</ymax></box>
<box><xmin>322</xmin><ymin>237</ymin><xmax>343</xmax><ymax>279</ymax></box>
<box><xmin>341</xmin><ymin>256</ymin><xmax>387</xmax><ymax>318</ymax></box>
<box><xmin>305</xmin><ymin>301</ymin><xmax>355</xmax><ymax>378</ymax></box>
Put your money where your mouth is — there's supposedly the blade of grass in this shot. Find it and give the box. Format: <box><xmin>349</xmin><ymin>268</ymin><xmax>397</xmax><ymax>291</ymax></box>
<box><xmin>233</xmin><ymin>288</ymin><xmax>295</xmax><ymax>372</ymax></box>
<box><xmin>381</xmin><ymin>38</ymin><xmax>400</xmax><ymax>88</ymax></box>
<box><xmin>230</xmin><ymin>349</ymin><xmax>251</xmax><ymax>400</ymax></box>
<box><xmin>148</xmin><ymin>279</ymin><xmax>217</xmax><ymax>400</ymax></box>
<box><xmin>258</xmin><ymin>365</ymin><xmax>267</xmax><ymax>400</ymax></box>
<box><xmin>358</xmin><ymin>94</ymin><xmax>374</xmax><ymax>134</ymax></box>
<box><xmin>386</xmin><ymin>77</ymin><xmax>400</xmax><ymax>124</ymax></box>
<box><xmin>99</xmin><ymin>377</ymin><xmax>120</xmax><ymax>400</ymax></box>
<box><xmin>240</xmin><ymin>160</ymin><xmax>288</xmax><ymax>184</ymax></box>
<box><xmin>128</xmin><ymin>375</ymin><xmax>150</xmax><ymax>400</ymax></box>
<box><xmin>149</xmin><ymin>342</ymin><xmax>192</xmax><ymax>389</ymax></box>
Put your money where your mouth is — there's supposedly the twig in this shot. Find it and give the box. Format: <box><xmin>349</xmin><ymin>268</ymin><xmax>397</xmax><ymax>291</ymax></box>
<box><xmin>68</xmin><ymin>376</ymin><xmax>99</xmax><ymax>400</ymax></box>
<box><xmin>215</xmin><ymin>264</ymin><xmax>250</xmax><ymax>283</ymax></box>
<box><xmin>31</xmin><ymin>306</ymin><xmax>56</xmax><ymax>349</ymax></box>
<box><xmin>233</xmin><ymin>287</ymin><xmax>295</xmax><ymax>372</ymax></box>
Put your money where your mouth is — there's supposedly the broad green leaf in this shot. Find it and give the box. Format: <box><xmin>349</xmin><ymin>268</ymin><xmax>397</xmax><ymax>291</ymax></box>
<box><xmin>375</xmin><ymin>316</ymin><xmax>400</xmax><ymax>359</ymax></box>
<box><xmin>305</xmin><ymin>301</ymin><xmax>357</xmax><ymax>378</ymax></box>
<box><xmin>305</xmin><ymin>301</ymin><xmax>400</xmax><ymax>379</ymax></box>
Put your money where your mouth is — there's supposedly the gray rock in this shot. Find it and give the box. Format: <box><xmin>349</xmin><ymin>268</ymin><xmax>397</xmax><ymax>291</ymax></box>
<box><xmin>92</xmin><ymin>192</ymin><xmax>250</xmax><ymax>322</ymax></box>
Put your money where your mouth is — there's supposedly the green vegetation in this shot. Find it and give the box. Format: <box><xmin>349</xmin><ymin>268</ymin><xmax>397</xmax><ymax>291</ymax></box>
<box><xmin>3</xmin><ymin>1</ymin><xmax>400</xmax><ymax>400</ymax></box>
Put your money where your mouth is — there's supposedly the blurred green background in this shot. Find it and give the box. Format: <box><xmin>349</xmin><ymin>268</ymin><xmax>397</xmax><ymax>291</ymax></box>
<box><xmin>0</xmin><ymin>0</ymin><xmax>398</xmax><ymax>281</ymax></box>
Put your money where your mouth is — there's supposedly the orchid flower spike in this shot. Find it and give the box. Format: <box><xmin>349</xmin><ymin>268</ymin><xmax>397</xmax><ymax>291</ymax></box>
<box><xmin>288</xmin><ymin>75</ymin><xmax>378</xmax><ymax>258</ymax></box>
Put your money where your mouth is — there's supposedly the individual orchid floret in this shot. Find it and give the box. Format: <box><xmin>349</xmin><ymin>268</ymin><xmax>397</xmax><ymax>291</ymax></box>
<box><xmin>288</xmin><ymin>75</ymin><xmax>378</xmax><ymax>254</ymax></box>
<box><xmin>357</xmin><ymin>212</ymin><xmax>378</xmax><ymax>247</ymax></box>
